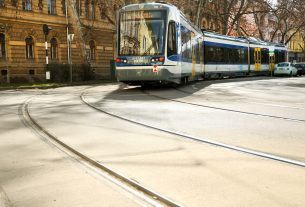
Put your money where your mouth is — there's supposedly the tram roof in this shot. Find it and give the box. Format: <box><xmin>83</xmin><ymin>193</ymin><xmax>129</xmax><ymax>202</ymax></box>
<box><xmin>120</xmin><ymin>2</ymin><xmax>176</xmax><ymax>11</ymax></box>
<box><xmin>203</xmin><ymin>31</ymin><xmax>286</xmax><ymax>48</ymax></box>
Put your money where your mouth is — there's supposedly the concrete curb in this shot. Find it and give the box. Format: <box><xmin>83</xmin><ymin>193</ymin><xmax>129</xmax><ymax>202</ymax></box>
<box><xmin>0</xmin><ymin>187</ymin><xmax>12</xmax><ymax>207</ymax></box>
<box><xmin>0</xmin><ymin>80</ymin><xmax>117</xmax><ymax>91</ymax></box>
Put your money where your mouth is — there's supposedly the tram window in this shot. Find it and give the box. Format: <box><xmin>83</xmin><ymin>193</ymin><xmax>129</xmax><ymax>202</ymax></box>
<box><xmin>239</xmin><ymin>48</ymin><xmax>248</xmax><ymax>64</ymax></box>
<box><xmin>275</xmin><ymin>50</ymin><xmax>286</xmax><ymax>63</ymax></box>
<box><xmin>244</xmin><ymin>49</ymin><xmax>248</xmax><ymax>64</ymax></box>
<box><xmin>228</xmin><ymin>48</ymin><xmax>239</xmax><ymax>64</ymax></box>
<box><xmin>167</xmin><ymin>21</ymin><xmax>177</xmax><ymax>57</ymax></box>
<box><xmin>205</xmin><ymin>46</ymin><xmax>216</xmax><ymax>63</ymax></box>
<box><xmin>181</xmin><ymin>26</ymin><xmax>191</xmax><ymax>61</ymax></box>
<box><xmin>261</xmin><ymin>49</ymin><xmax>269</xmax><ymax>64</ymax></box>
<box><xmin>187</xmin><ymin>33</ymin><xmax>192</xmax><ymax>60</ymax></box>
<box><xmin>250</xmin><ymin>48</ymin><xmax>254</xmax><ymax>64</ymax></box>
<box><xmin>228</xmin><ymin>49</ymin><xmax>233</xmax><ymax>64</ymax></box>
<box><xmin>216</xmin><ymin>47</ymin><xmax>224</xmax><ymax>63</ymax></box>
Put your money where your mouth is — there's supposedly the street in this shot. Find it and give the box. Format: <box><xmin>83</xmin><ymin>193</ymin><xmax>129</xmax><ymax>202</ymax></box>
<box><xmin>1</xmin><ymin>76</ymin><xmax>305</xmax><ymax>207</ymax></box>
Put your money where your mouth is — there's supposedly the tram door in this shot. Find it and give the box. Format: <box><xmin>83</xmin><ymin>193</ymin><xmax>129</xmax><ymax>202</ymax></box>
<box><xmin>269</xmin><ymin>55</ymin><xmax>275</xmax><ymax>71</ymax></box>
<box><xmin>254</xmin><ymin>48</ymin><xmax>261</xmax><ymax>71</ymax></box>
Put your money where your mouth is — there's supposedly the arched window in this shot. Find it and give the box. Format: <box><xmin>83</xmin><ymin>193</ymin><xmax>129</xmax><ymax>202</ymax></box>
<box><xmin>50</xmin><ymin>38</ymin><xmax>58</xmax><ymax>60</ymax></box>
<box><xmin>89</xmin><ymin>40</ymin><xmax>96</xmax><ymax>60</ymax></box>
<box><xmin>85</xmin><ymin>0</ymin><xmax>95</xmax><ymax>20</ymax></box>
<box><xmin>202</xmin><ymin>20</ymin><xmax>207</xmax><ymax>29</ymax></box>
<box><xmin>0</xmin><ymin>33</ymin><xmax>5</xmax><ymax>60</ymax></box>
<box><xmin>22</xmin><ymin>0</ymin><xmax>32</xmax><ymax>11</ymax></box>
<box><xmin>25</xmin><ymin>36</ymin><xmax>34</xmax><ymax>59</ymax></box>
<box><xmin>48</xmin><ymin>0</ymin><xmax>56</xmax><ymax>15</ymax></box>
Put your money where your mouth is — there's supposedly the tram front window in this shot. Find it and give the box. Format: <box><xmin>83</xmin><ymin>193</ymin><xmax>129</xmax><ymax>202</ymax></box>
<box><xmin>119</xmin><ymin>10</ymin><xmax>166</xmax><ymax>56</ymax></box>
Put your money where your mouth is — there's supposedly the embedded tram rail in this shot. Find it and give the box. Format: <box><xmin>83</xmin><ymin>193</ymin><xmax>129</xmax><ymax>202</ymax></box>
<box><xmin>21</xmin><ymin>97</ymin><xmax>183</xmax><ymax>207</ymax></box>
<box><xmin>3</xmin><ymin>81</ymin><xmax>304</xmax><ymax>207</ymax></box>
<box><xmin>142</xmin><ymin>88</ymin><xmax>305</xmax><ymax>123</ymax></box>
<box><xmin>80</xmin><ymin>88</ymin><xmax>305</xmax><ymax>168</ymax></box>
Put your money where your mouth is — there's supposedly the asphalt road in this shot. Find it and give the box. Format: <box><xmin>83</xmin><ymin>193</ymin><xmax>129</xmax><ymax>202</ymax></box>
<box><xmin>1</xmin><ymin>76</ymin><xmax>305</xmax><ymax>206</ymax></box>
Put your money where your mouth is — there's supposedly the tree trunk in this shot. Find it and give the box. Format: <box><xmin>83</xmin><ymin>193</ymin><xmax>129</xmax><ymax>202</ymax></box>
<box><xmin>66</xmin><ymin>0</ymin><xmax>89</xmax><ymax>64</ymax></box>
<box><xmin>195</xmin><ymin>0</ymin><xmax>204</xmax><ymax>27</ymax></box>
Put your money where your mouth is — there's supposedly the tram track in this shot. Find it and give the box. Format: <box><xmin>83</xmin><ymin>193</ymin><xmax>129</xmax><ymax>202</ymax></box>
<box><xmin>21</xmin><ymin>96</ymin><xmax>182</xmax><ymax>207</ymax></box>
<box><xmin>81</xmin><ymin>89</ymin><xmax>305</xmax><ymax>169</ymax></box>
<box><xmin>141</xmin><ymin>87</ymin><xmax>305</xmax><ymax>123</ymax></box>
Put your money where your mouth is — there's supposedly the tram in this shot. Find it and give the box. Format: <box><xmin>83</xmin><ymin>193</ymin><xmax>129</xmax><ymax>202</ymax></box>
<box><xmin>115</xmin><ymin>2</ymin><xmax>287</xmax><ymax>85</ymax></box>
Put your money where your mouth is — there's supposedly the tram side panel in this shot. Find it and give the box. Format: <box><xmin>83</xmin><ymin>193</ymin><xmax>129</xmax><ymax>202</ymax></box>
<box><xmin>203</xmin><ymin>39</ymin><xmax>249</xmax><ymax>78</ymax></box>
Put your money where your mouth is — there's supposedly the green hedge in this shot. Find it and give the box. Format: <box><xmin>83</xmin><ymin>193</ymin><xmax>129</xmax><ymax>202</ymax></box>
<box><xmin>48</xmin><ymin>63</ymin><xmax>94</xmax><ymax>82</ymax></box>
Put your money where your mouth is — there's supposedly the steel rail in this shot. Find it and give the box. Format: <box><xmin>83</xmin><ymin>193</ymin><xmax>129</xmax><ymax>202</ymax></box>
<box><xmin>143</xmin><ymin>88</ymin><xmax>305</xmax><ymax>123</ymax></box>
<box><xmin>81</xmin><ymin>92</ymin><xmax>305</xmax><ymax>169</ymax></box>
<box><xmin>22</xmin><ymin>97</ymin><xmax>183</xmax><ymax>207</ymax></box>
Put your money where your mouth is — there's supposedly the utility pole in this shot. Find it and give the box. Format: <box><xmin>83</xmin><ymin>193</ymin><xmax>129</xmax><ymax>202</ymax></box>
<box><xmin>43</xmin><ymin>24</ymin><xmax>52</xmax><ymax>80</ymax></box>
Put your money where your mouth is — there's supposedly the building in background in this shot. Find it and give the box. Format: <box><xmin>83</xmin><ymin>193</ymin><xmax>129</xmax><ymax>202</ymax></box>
<box><xmin>287</xmin><ymin>31</ymin><xmax>304</xmax><ymax>62</ymax></box>
<box><xmin>0</xmin><ymin>0</ymin><xmax>121</xmax><ymax>83</ymax></box>
<box><xmin>2</xmin><ymin>0</ymin><xmax>303</xmax><ymax>83</ymax></box>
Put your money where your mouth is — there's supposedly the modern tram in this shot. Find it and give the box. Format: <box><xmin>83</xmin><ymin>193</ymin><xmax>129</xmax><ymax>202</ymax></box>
<box><xmin>115</xmin><ymin>2</ymin><xmax>287</xmax><ymax>85</ymax></box>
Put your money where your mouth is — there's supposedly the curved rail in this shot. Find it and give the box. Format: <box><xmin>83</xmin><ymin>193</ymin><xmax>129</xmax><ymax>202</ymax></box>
<box><xmin>142</xmin><ymin>88</ymin><xmax>305</xmax><ymax>123</ymax></box>
<box><xmin>21</xmin><ymin>97</ymin><xmax>182</xmax><ymax>207</ymax></box>
<box><xmin>81</xmin><ymin>91</ymin><xmax>305</xmax><ymax>168</ymax></box>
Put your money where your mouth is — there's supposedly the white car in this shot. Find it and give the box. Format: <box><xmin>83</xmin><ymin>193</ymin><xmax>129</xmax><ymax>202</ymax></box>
<box><xmin>274</xmin><ymin>62</ymin><xmax>298</xmax><ymax>76</ymax></box>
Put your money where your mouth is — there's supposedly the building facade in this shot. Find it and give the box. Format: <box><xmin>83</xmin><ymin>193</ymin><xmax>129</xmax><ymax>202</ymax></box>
<box><xmin>0</xmin><ymin>0</ymin><xmax>121</xmax><ymax>83</ymax></box>
<box><xmin>287</xmin><ymin>31</ymin><xmax>304</xmax><ymax>62</ymax></box>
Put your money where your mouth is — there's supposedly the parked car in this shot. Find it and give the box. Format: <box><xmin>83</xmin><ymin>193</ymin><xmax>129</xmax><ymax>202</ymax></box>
<box><xmin>294</xmin><ymin>62</ymin><xmax>305</xmax><ymax>76</ymax></box>
<box><xmin>274</xmin><ymin>62</ymin><xmax>298</xmax><ymax>76</ymax></box>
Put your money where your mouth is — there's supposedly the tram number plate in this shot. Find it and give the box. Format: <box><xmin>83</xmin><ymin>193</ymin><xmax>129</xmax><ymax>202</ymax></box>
<box><xmin>131</xmin><ymin>57</ymin><xmax>149</xmax><ymax>64</ymax></box>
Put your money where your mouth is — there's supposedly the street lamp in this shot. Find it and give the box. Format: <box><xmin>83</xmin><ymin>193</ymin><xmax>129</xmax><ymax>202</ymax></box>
<box><xmin>68</xmin><ymin>33</ymin><xmax>74</xmax><ymax>83</ymax></box>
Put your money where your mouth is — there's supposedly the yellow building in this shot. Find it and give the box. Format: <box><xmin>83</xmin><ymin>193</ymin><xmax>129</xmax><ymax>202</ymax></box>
<box><xmin>0</xmin><ymin>0</ymin><xmax>120</xmax><ymax>83</ymax></box>
<box><xmin>288</xmin><ymin>31</ymin><xmax>305</xmax><ymax>62</ymax></box>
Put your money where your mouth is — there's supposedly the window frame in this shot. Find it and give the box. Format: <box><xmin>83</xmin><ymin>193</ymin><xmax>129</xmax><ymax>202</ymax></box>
<box><xmin>50</xmin><ymin>38</ymin><xmax>58</xmax><ymax>60</ymax></box>
<box><xmin>22</xmin><ymin>0</ymin><xmax>32</xmax><ymax>11</ymax></box>
<box><xmin>48</xmin><ymin>0</ymin><xmax>56</xmax><ymax>15</ymax></box>
<box><xmin>25</xmin><ymin>36</ymin><xmax>34</xmax><ymax>59</ymax></box>
<box><xmin>89</xmin><ymin>40</ymin><xmax>96</xmax><ymax>60</ymax></box>
<box><xmin>167</xmin><ymin>21</ymin><xmax>177</xmax><ymax>58</ymax></box>
<box><xmin>0</xmin><ymin>33</ymin><xmax>6</xmax><ymax>60</ymax></box>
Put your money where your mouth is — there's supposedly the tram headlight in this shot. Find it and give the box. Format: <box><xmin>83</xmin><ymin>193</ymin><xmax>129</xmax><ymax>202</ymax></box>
<box><xmin>116</xmin><ymin>58</ymin><xmax>127</xmax><ymax>64</ymax></box>
<box><xmin>151</xmin><ymin>56</ymin><xmax>165</xmax><ymax>63</ymax></box>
